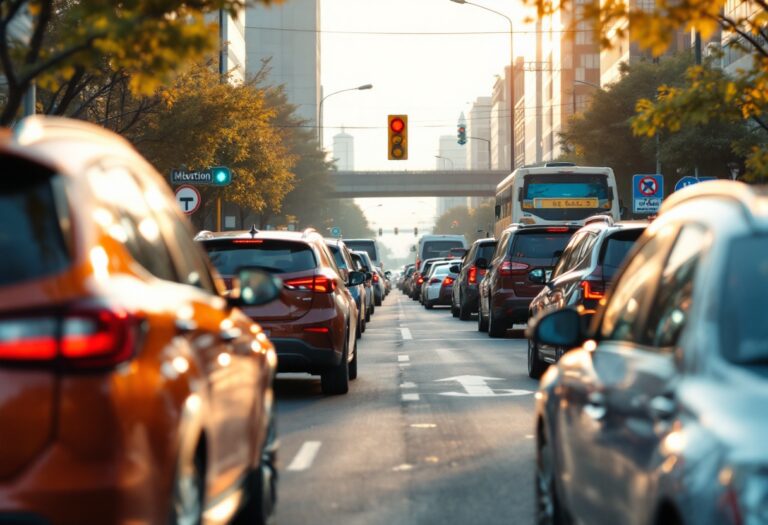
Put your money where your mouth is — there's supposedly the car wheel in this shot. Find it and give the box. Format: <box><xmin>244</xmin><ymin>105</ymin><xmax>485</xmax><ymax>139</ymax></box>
<box><xmin>321</xmin><ymin>336</ymin><xmax>350</xmax><ymax>395</ymax></box>
<box><xmin>233</xmin><ymin>414</ymin><xmax>278</xmax><ymax>525</ymax></box>
<box><xmin>459</xmin><ymin>298</ymin><xmax>472</xmax><ymax>321</ymax></box>
<box><xmin>349</xmin><ymin>337</ymin><xmax>358</xmax><ymax>381</ymax></box>
<box><xmin>361</xmin><ymin>315</ymin><xmax>366</xmax><ymax>333</ymax></box>
<box><xmin>425</xmin><ymin>300</ymin><xmax>434</xmax><ymax>310</ymax></box>
<box><xmin>488</xmin><ymin>309</ymin><xmax>507</xmax><ymax>338</ymax></box>
<box><xmin>169</xmin><ymin>444</ymin><xmax>204</xmax><ymax>525</ymax></box>
<box><xmin>451</xmin><ymin>304</ymin><xmax>459</xmax><ymax>317</ymax></box>
<box><xmin>528</xmin><ymin>337</ymin><xmax>548</xmax><ymax>379</ymax></box>
<box><xmin>536</xmin><ymin>426</ymin><xmax>570</xmax><ymax>525</ymax></box>
<box><xmin>374</xmin><ymin>293</ymin><xmax>382</xmax><ymax>307</ymax></box>
<box><xmin>477</xmin><ymin>301</ymin><xmax>489</xmax><ymax>332</ymax></box>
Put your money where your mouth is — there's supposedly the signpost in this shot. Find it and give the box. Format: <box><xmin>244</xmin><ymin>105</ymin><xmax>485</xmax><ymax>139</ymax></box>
<box><xmin>175</xmin><ymin>185</ymin><xmax>201</xmax><ymax>215</ymax></box>
<box><xmin>632</xmin><ymin>174</ymin><xmax>664</xmax><ymax>215</ymax></box>
<box><xmin>330</xmin><ymin>227</ymin><xmax>342</xmax><ymax>238</ymax></box>
<box><xmin>170</xmin><ymin>166</ymin><xmax>232</xmax><ymax>230</ymax></box>
<box><xmin>674</xmin><ymin>176</ymin><xmax>717</xmax><ymax>192</ymax></box>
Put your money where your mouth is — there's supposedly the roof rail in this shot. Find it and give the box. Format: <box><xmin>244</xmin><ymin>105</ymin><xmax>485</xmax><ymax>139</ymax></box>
<box><xmin>194</xmin><ymin>230</ymin><xmax>214</xmax><ymax>241</ymax></box>
<box><xmin>301</xmin><ymin>227</ymin><xmax>319</xmax><ymax>239</ymax></box>
<box><xmin>584</xmin><ymin>214</ymin><xmax>614</xmax><ymax>226</ymax></box>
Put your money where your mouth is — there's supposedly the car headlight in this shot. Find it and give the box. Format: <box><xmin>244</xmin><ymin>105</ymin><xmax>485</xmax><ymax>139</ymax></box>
<box><xmin>720</xmin><ymin>465</ymin><xmax>768</xmax><ymax>525</ymax></box>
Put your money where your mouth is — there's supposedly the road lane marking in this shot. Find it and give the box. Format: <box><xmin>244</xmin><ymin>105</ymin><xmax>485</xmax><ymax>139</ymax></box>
<box><xmin>286</xmin><ymin>441</ymin><xmax>322</xmax><ymax>472</ymax></box>
<box><xmin>400</xmin><ymin>327</ymin><xmax>413</xmax><ymax>340</ymax></box>
<box><xmin>398</xmin><ymin>354</ymin><xmax>410</xmax><ymax>362</ymax></box>
<box><xmin>410</xmin><ymin>423</ymin><xmax>437</xmax><ymax>428</ymax></box>
<box><xmin>435</xmin><ymin>375</ymin><xmax>534</xmax><ymax>397</ymax></box>
<box><xmin>402</xmin><ymin>393</ymin><xmax>420</xmax><ymax>402</ymax></box>
<box><xmin>401</xmin><ymin>382</ymin><xmax>417</xmax><ymax>389</ymax></box>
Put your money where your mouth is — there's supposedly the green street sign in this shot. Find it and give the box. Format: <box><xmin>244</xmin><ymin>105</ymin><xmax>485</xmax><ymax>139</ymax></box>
<box><xmin>170</xmin><ymin>166</ymin><xmax>232</xmax><ymax>186</ymax></box>
<box><xmin>211</xmin><ymin>166</ymin><xmax>232</xmax><ymax>186</ymax></box>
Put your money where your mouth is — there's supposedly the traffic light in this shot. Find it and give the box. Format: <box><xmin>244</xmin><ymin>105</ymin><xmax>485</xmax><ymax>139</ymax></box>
<box><xmin>211</xmin><ymin>166</ymin><xmax>232</xmax><ymax>186</ymax></box>
<box><xmin>378</xmin><ymin>227</ymin><xmax>383</xmax><ymax>236</ymax></box>
<box><xmin>413</xmin><ymin>227</ymin><xmax>418</xmax><ymax>236</ymax></box>
<box><xmin>388</xmin><ymin>114</ymin><xmax>408</xmax><ymax>160</ymax></box>
<box><xmin>394</xmin><ymin>227</ymin><xmax>399</xmax><ymax>235</ymax></box>
<box><xmin>457</xmin><ymin>125</ymin><xmax>467</xmax><ymax>145</ymax></box>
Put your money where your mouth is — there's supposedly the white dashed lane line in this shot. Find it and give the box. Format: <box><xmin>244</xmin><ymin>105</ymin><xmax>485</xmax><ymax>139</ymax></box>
<box><xmin>286</xmin><ymin>441</ymin><xmax>322</xmax><ymax>472</ymax></box>
<box><xmin>400</xmin><ymin>327</ymin><xmax>413</xmax><ymax>340</ymax></box>
<box><xmin>402</xmin><ymin>393</ymin><xmax>421</xmax><ymax>402</ymax></box>
<box><xmin>398</xmin><ymin>354</ymin><xmax>410</xmax><ymax>362</ymax></box>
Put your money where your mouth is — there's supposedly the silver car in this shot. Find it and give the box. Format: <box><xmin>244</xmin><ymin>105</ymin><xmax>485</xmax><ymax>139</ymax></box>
<box><xmin>529</xmin><ymin>181</ymin><xmax>768</xmax><ymax>525</ymax></box>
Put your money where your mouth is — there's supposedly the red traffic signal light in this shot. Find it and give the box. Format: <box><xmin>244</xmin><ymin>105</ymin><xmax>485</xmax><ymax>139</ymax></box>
<box><xmin>388</xmin><ymin>114</ymin><xmax>408</xmax><ymax>160</ymax></box>
<box><xmin>390</xmin><ymin>117</ymin><xmax>405</xmax><ymax>133</ymax></box>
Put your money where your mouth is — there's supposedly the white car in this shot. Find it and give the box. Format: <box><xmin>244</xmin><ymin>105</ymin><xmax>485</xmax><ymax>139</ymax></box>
<box><xmin>423</xmin><ymin>263</ymin><xmax>458</xmax><ymax>310</ymax></box>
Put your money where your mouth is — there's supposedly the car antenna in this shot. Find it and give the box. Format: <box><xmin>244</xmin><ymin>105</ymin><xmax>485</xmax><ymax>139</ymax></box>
<box><xmin>249</xmin><ymin>224</ymin><xmax>259</xmax><ymax>238</ymax></box>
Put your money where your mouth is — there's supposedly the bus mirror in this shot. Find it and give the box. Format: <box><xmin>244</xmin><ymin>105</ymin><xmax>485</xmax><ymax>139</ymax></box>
<box><xmin>494</xmin><ymin>204</ymin><xmax>501</xmax><ymax>219</ymax></box>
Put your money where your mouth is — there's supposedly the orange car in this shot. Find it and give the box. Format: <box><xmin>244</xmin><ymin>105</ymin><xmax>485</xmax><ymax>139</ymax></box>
<box><xmin>0</xmin><ymin>117</ymin><xmax>279</xmax><ymax>525</ymax></box>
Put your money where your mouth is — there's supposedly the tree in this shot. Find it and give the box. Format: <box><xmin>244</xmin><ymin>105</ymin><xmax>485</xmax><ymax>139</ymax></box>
<box><xmin>560</xmin><ymin>54</ymin><xmax>755</xmax><ymax>200</ymax></box>
<box><xmin>133</xmin><ymin>62</ymin><xmax>296</xmax><ymax>229</ymax></box>
<box><xmin>327</xmin><ymin>199</ymin><xmax>375</xmax><ymax>239</ymax></box>
<box><xmin>0</xmin><ymin>0</ymin><xmax>279</xmax><ymax>124</ymax></box>
<box><xmin>526</xmin><ymin>0</ymin><xmax>768</xmax><ymax>179</ymax></box>
<box><xmin>434</xmin><ymin>203</ymin><xmax>494</xmax><ymax>243</ymax></box>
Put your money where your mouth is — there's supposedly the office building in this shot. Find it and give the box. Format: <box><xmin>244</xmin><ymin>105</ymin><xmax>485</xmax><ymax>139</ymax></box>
<box><xmin>436</xmin><ymin>134</ymin><xmax>468</xmax><ymax>216</ymax></box>
<box><xmin>490</xmin><ymin>67</ymin><xmax>512</xmax><ymax>171</ymax></box>
<box><xmin>467</xmin><ymin>97</ymin><xmax>492</xmax><ymax>171</ymax></box>
<box><xmin>206</xmin><ymin>8</ymin><xmax>247</xmax><ymax>84</ymax></box>
<box><xmin>245</xmin><ymin>0</ymin><xmax>321</xmax><ymax>126</ymax></box>
<box><xmin>332</xmin><ymin>130</ymin><xmax>354</xmax><ymax>171</ymax></box>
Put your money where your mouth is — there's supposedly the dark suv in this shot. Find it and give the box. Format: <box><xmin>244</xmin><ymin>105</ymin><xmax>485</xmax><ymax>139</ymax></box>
<box><xmin>451</xmin><ymin>238</ymin><xmax>497</xmax><ymax>320</ymax></box>
<box><xmin>526</xmin><ymin>217</ymin><xmax>646</xmax><ymax>377</ymax></box>
<box><xmin>198</xmin><ymin>228</ymin><xmax>365</xmax><ymax>395</ymax></box>
<box><xmin>478</xmin><ymin>225</ymin><xmax>578</xmax><ymax>337</ymax></box>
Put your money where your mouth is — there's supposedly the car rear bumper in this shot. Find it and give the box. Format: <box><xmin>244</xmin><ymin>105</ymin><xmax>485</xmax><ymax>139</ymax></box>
<box><xmin>271</xmin><ymin>338</ymin><xmax>342</xmax><ymax>374</ymax></box>
<box><xmin>491</xmin><ymin>294</ymin><xmax>532</xmax><ymax>323</ymax></box>
<box><xmin>462</xmin><ymin>285</ymin><xmax>479</xmax><ymax>309</ymax></box>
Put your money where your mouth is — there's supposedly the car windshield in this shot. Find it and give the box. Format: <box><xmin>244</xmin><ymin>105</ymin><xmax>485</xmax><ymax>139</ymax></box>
<box><xmin>721</xmin><ymin>236</ymin><xmax>768</xmax><ymax>369</ymax></box>
<box><xmin>203</xmin><ymin>240</ymin><xmax>316</xmax><ymax>274</ymax></box>
<box><xmin>423</xmin><ymin>240</ymin><xmax>463</xmax><ymax>260</ymax></box>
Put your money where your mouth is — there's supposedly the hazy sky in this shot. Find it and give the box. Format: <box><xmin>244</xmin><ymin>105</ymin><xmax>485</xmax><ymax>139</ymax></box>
<box><xmin>319</xmin><ymin>0</ymin><xmax>533</xmax><ymax>259</ymax></box>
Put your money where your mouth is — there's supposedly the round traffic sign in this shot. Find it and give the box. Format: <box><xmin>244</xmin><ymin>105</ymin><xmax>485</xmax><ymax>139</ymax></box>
<box><xmin>638</xmin><ymin>176</ymin><xmax>659</xmax><ymax>197</ymax></box>
<box><xmin>175</xmin><ymin>185</ymin><xmax>201</xmax><ymax>215</ymax></box>
<box><xmin>330</xmin><ymin>226</ymin><xmax>341</xmax><ymax>237</ymax></box>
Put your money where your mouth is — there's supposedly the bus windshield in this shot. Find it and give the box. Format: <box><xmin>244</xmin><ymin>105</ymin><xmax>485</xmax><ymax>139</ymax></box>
<box><xmin>522</xmin><ymin>174</ymin><xmax>611</xmax><ymax>221</ymax></box>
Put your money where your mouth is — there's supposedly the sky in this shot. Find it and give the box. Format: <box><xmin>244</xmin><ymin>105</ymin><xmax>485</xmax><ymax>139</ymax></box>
<box><xmin>319</xmin><ymin>0</ymin><xmax>535</xmax><ymax>259</ymax></box>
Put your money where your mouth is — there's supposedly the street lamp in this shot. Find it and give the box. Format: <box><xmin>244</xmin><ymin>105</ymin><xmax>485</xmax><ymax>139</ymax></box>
<box><xmin>571</xmin><ymin>79</ymin><xmax>602</xmax><ymax>113</ymax></box>
<box><xmin>450</xmin><ymin>0</ymin><xmax>515</xmax><ymax>170</ymax></box>
<box><xmin>466</xmin><ymin>136</ymin><xmax>492</xmax><ymax>170</ymax></box>
<box><xmin>435</xmin><ymin>155</ymin><xmax>455</xmax><ymax>170</ymax></box>
<box><xmin>318</xmin><ymin>83</ymin><xmax>373</xmax><ymax>150</ymax></box>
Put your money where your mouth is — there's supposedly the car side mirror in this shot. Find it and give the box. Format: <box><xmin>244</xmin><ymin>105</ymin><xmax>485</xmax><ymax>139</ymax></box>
<box><xmin>528</xmin><ymin>268</ymin><xmax>546</xmax><ymax>284</ymax></box>
<box><xmin>229</xmin><ymin>268</ymin><xmax>282</xmax><ymax>307</ymax></box>
<box><xmin>410</xmin><ymin>245</ymin><xmax>417</xmax><ymax>253</ymax></box>
<box><xmin>449</xmin><ymin>264</ymin><xmax>460</xmax><ymax>273</ymax></box>
<box><xmin>365</xmin><ymin>272</ymin><xmax>372</xmax><ymax>281</ymax></box>
<box><xmin>553</xmin><ymin>250</ymin><xmax>564</xmax><ymax>259</ymax></box>
<box><xmin>348</xmin><ymin>270</ymin><xmax>366</xmax><ymax>287</ymax></box>
<box><xmin>385</xmin><ymin>271</ymin><xmax>392</xmax><ymax>277</ymax></box>
<box><xmin>476</xmin><ymin>258</ymin><xmax>489</xmax><ymax>270</ymax></box>
<box><xmin>528</xmin><ymin>308</ymin><xmax>587</xmax><ymax>348</ymax></box>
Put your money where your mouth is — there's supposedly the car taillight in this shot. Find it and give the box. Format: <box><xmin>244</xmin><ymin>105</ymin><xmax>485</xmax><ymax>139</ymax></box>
<box><xmin>429</xmin><ymin>277</ymin><xmax>440</xmax><ymax>284</ymax></box>
<box><xmin>468</xmin><ymin>265</ymin><xmax>477</xmax><ymax>284</ymax></box>
<box><xmin>442</xmin><ymin>277</ymin><xmax>455</xmax><ymax>286</ymax></box>
<box><xmin>546</xmin><ymin>227</ymin><xmax>570</xmax><ymax>232</ymax></box>
<box><xmin>373</xmin><ymin>273</ymin><xmax>379</xmax><ymax>283</ymax></box>
<box><xmin>284</xmin><ymin>275</ymin><xmax>337</xmax><ymax>293</ymax></box>
<box><xmin>499</xmin><ymin>260</ymin><xmax>529</xmax><ymax>276</ymax></box>
<box><xmin>0</xmin><ymin>304</ymin><xmax>140</xmax><ymax>369</ymax></box>
<box><xmin>417</xmin><ymin>277</ymin><xmax>424</xmax><ymax>285</ymax></box>
<box><xmin>581</xmin><ymin>280</ymin><xmax>605</xmax><ymax>300</ymax></box>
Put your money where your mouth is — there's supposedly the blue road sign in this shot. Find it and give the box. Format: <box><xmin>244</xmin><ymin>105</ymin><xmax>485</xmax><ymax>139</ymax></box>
<box><xmin>674</xmin><ymin>176</ymin><xmax>717</xmax><ymax>192</ymax></box>
<box><xmin>632</xmin><ymin>174</ymin><xmax>664</xmax><ymax>214</ymax></box>
<box><xmin>330</xmin><ymin>227</ymin><xmax>342</xmax><ymax>238</ymax></box>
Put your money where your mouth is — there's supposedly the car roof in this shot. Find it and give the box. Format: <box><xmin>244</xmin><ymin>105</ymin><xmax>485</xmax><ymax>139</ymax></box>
<box><xmin>195</xmin><ymin>228</ymin><xmax>323</xmax><ymax>243</ymax></box>
<box><xmin>472</xmin><ymin>237</ymin><xmax>496</xmax><ymax>245</ymax></box>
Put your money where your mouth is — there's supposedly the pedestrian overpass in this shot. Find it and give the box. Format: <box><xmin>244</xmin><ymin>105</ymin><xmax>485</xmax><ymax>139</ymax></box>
<box><xmin>329</xmin><ymin>170</ymin><xmax>510</xmax><ymax>198</ymax></box>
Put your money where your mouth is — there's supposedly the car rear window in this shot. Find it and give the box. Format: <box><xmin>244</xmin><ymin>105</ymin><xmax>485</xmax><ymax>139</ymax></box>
<box><xmin>423</xmin><ymin>241</ymin><xmax>464</xmax><ymax>260</ymax></box>
<box><xmin>600</xmin><ymin>229</ymin><xmax>644</xmax><ymax>280</ymax></box>
<box><xmin>328</xmin><ymin>245</ymin><xmax>347</xmax><ymax>269</ymax></box>
<box><xmin>476</xmin><ymin>243</ymin><xmax>497</xmax><ymax>262</ymax></box>
<box><xmin>721</xmin><ymin>236</ymin><xmax>768</xmax><ymax>371</ymax></box>
<box><xmin>344</xmin><ymin>241</ymin><xmax>377</xmax><ymax>261</ymax></box>
<box><xmin>508</xmin><ymin>232</ymin><xmax>573</xmax><ymax>260</ymax></box>
<box><xmin>203</xmin><ymin>240</ymin><xmax>317</xmax><ymax>275</ymax></box>
<box><xmin>0</xmin><ymin>160</ymin><xmax>71</xmax><ymax>286</ymax></box>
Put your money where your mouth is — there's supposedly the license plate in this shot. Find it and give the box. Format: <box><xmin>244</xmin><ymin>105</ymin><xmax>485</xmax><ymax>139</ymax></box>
<box><xmin>534</xmin><ymin>198</ymin><xmax>598</xmax><ymax>209</ymax></box>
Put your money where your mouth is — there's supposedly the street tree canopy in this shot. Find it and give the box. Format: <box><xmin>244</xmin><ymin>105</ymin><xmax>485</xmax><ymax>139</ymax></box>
<box><xmin>0</xmin><ymin>0</ymin><xmax>280</xmax><ymax>124</ymax></box>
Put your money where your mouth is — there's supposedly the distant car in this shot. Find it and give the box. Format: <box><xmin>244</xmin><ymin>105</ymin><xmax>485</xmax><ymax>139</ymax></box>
<box><xmin>354</xmin><ymin>250</ymin><xmax>383</xmax><ymax>306</ymax></box>
<box><xmin>350</xmin><ymin>251</ymin><xmax>375</xmax><ymax>319</ymax></box>
<box><xmin>478</xmin><ymin>225</ymin><xmax>578</xmax><ymax>337</ymax></box>
<box><xmin>343</xmin><ymin>238</ymin><xmax>382</xmax><ymax>269</ymax></box>
<box><xmin>416</xmin><ymin>234</ymin><xmax>468</xmax><ymax>270</ymax></box>
<box><xmin>0</xmin><ymin>116</ymin><xmax>280</xmax><ymax>525</ymax></box>
<box><xmin>199</xmin><ymin>228</ymin><xmax>366</xmax><ymax>395</ymax></box>
<box><xmin>326</xmin><ymin>239</ymin><xmax>367</xmax><ymax>338</ymax></box>
<box><xmin>530</xmin><ymin>181</ymin><xmax>768</xmax><ymax>525</ymax></box>
<box><xmin>423</xmin><ymin>263</ymin><xmax>458</xmax><ymax>309</ymax></box>
<box><xmin>527</xmin><ymin>217</ymin><xmax>646</xmax><ymax>378</ymax></box>
<box><xmin>451</xmin><ymin>237</ymin><xmax>497</xmax><ymax>320</ymax></box>
<box><xmin>418</xmin><ymin>258</ymin><xmax>452</xmax><ymax>303</ymax></box>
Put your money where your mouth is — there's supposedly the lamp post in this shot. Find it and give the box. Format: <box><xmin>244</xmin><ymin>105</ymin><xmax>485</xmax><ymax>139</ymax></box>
<box><xmin>467</xmin><ymin>136</ymin><xmax>492</xmax><ymax>170</ymax></box>
<box><xmin>435</xmin><ymin>155</ymin><xmax>455</xmax><ymax>170</ymax></box>
<box><xmin>451</xmin><ymin>0</ymin><xmax>515</xmax><ymax>170</ymax></box>
<box><xmin>571</xmin><ymin>79</ymin><xmax>602</xmax><ymax>114</ymax></box>
<box><xmin>318</xmin><ymin>83</ymin><xmax>373</xmax><ymax>150</ymax></box>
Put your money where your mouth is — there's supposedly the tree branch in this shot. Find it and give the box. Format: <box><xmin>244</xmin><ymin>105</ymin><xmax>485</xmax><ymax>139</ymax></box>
<box><xmin>18</xmin><ymin>33</ymin><xmax>104</xmax><ymax>85</ymax></box>
<box><xmin>719</xmin><ymin>14</ymin><xmax>768</xmax><ymax>59</ymax></box>
<box><xmin>24</xmin><ymin>0</ymin><xmax>52</xmax><ymax>65</ymax></box>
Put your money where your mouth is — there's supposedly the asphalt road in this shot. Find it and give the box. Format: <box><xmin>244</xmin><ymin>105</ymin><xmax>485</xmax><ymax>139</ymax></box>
<box><xmin>273</xmin><ymin>291</ymin><xmax>538</xmax><ymax>525</ymax></box>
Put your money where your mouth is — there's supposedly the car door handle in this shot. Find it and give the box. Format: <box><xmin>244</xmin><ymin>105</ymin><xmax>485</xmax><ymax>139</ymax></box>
<box><xmin>584</xmin><ymin>391</ymin><xmax>607</xmax><ymax>421</ymax></box>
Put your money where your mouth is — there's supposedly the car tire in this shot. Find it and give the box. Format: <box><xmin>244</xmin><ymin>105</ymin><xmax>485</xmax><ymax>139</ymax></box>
<box><xmin>536</xmin><ymin>426</ymin><xmax>571</xmax><ymax>525</ymax></box>
<box><xmin>168</xmin><ymin>443</ymin><xmax>205</xmax><ymax>525</ymax></box>
<box><xmin>488</xmin><ymin>309</ymin><xmax>507</xmax><ymax>338</ymax></box>
<box><xmin>459</xmin><ymin>297</ymin><xmax>472</xmax><ymax>321</ymax></box>
<box><xmin>528</xmin><ymin>338</ymin><xmax>548</xmax><ymax>379</ymax></box>
<box><xmin>348</xmin><ymin>337</ymin><xmax>358</xmax><ymax>380</ymax></box>
<box><xmin>425</xmin><ymin>300</ymin><xmax>434</xmax><ymax>310</ymax></box>
<box><xmin>451</xmin><ymin>304</ymin><xmax>459</xmax><ymax>317</ymax></box>
<box><xmin>233</xmin><ymin>413</ymin><xmax>278</xmax><ymax>525</ymax></box>
<box><xmin>361</xmin><ymin>315</ymin><xmax>366</xmax><ymax>333</ymax></box>
<box><xmin>365</xmin><ymin>304</ymin><xmax>371</xmax><ymax>322</ymax></box>
<box><xmin>374</xmin><ymin>293</ymin><xmax>382</xmax><ymax>307</ymax></box>
<box><xmin>321</xmin><ymin>336</ymin><xmax>350</xmax><ymax>395</ymax></box>
<box><xmin>477</xmin><ymin>302</ymin><xmax>489</xmax><ymax>332</ymax></box>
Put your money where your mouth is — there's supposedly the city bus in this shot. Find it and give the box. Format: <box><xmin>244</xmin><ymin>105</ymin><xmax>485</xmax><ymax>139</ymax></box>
<box><xmin>493</xmin><ymin>164</ymin><xmax>620</xmax><ymax>237</ymax></box>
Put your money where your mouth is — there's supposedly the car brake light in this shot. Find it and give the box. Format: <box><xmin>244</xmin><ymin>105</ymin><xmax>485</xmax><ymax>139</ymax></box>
<box><xmin>232</xmin><ymin>239</ymin><xmax>264</xmax><ymax>244</ymax></box>
<box><xmin>0</xmin><ymin>304</ymin><xmax>139</xmax><ymax>369</ymax></box>
<box><xmin>284</xmin><ymin>275</ymin><xmax>337</xmax><ymax>293</ymax></box>
<box><xmin>303</xmin><ymin>327</ymin><xmax>330</xmax><ymax>333</ymax></box>
<box><xmin>546</xmin><ymin>227</ymin><xmax>569</xmax><ymax>232</ymax></box>
<box><xmin>373</xmin><ymin>273</ymin><xmax>379</xmax><ymax>283</ymax></box>
<box><xmin>417</xmin><ymin>277</ymin><xmax>424</xmax><ymax>284</ymax></box>
<box><xmin>499</xmin><ymin>260</ymin><xmax>529</xmax><ymax>276</ymax></box>
<box><xmin>581</xmin><ymin>280</ymin><xmax>605</xmax><ymax>300</ymax></box>
<box><xmin>442</xmin><ymin>277</ymin><xmax>455</xmax><ymax>286</ymax></box>
<box><xmin>468</xmin><ymin>265</ymin><xmax>477</xmax><ymax>284</ymax></box>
